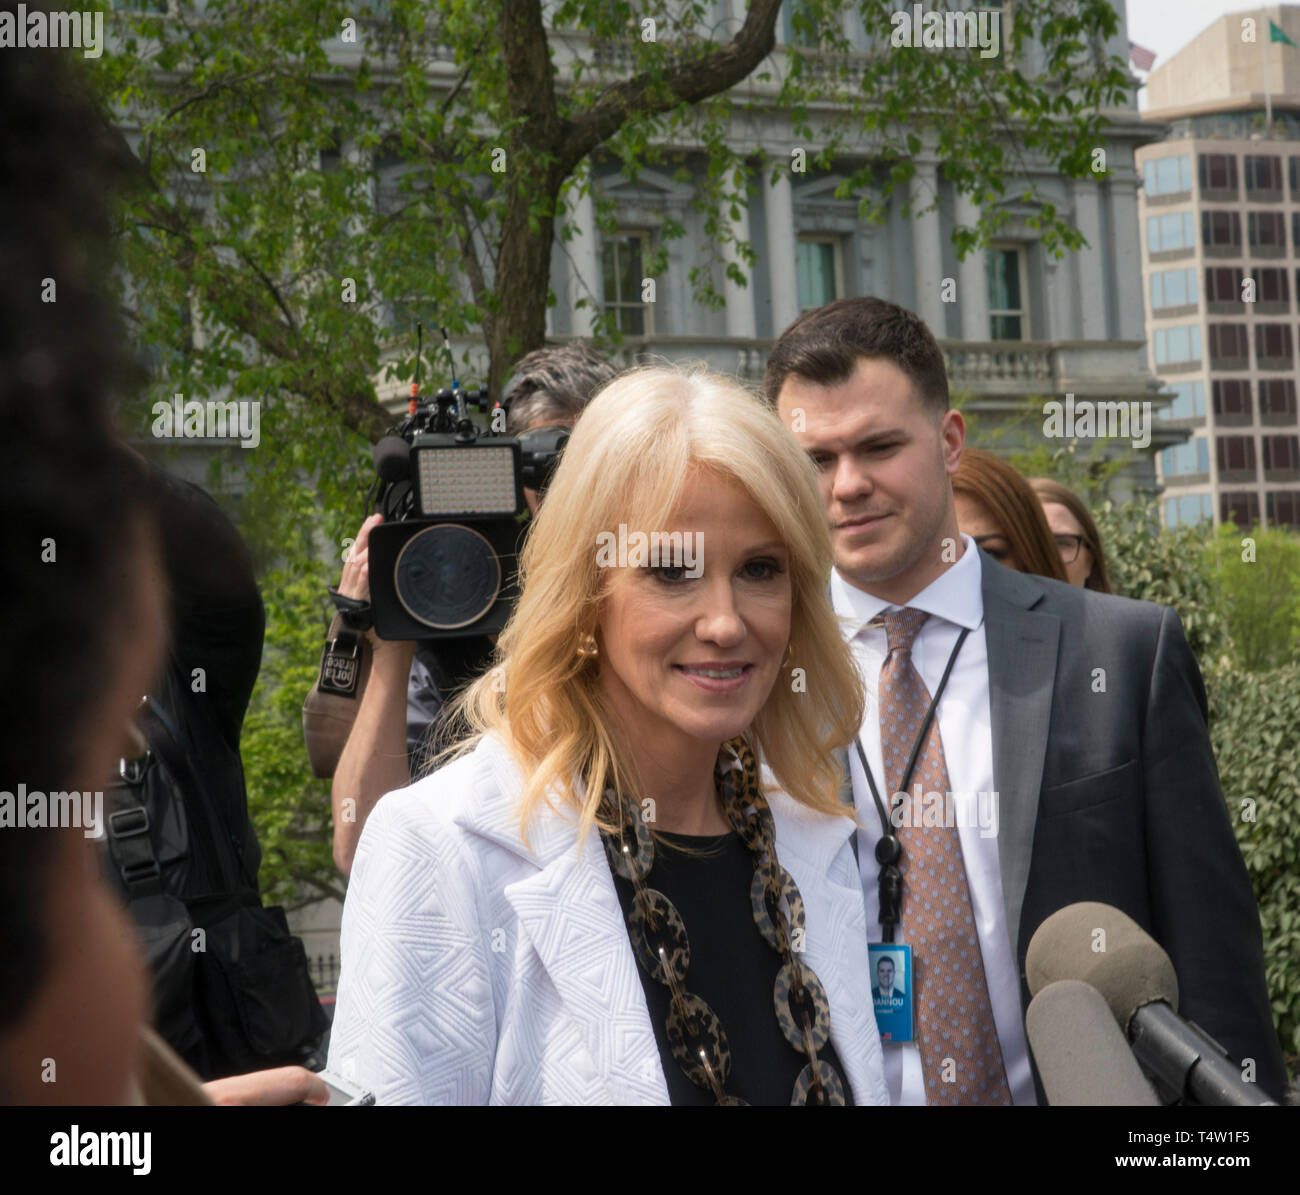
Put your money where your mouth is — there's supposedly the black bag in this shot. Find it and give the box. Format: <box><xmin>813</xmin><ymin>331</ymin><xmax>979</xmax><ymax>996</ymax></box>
<box><xmin>104</xmin><ymin>694</ymin><xmax>328</xmax><ymax>1081</ymax></box>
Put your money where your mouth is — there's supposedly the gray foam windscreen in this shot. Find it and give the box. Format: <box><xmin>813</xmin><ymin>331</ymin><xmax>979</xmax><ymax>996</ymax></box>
<box><xmin>1025</xmin><ymin>901</ymin><xmax>1179</xmax><ymax>1031</ymax></box>
<box><xmin>1026</xmin><ymin>979</ymin><xmax>1161</xmax><ymax>1106</ymax></box>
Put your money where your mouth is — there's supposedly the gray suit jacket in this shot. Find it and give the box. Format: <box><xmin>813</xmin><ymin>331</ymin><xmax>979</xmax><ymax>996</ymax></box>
<box><xmin>836</xmin><ymin>550</ymin><xmax>1285</xmax><ymax>1101</ymax></box>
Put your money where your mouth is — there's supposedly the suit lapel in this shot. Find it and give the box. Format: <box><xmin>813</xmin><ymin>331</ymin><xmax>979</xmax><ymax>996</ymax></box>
<box><xmin>980</xmin><ymin>555</ymin><xmax>1061</xmax><ymax>964</ymax></box>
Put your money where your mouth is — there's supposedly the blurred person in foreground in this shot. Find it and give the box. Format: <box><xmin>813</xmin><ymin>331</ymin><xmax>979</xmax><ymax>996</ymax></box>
<box><xmin>1029</xmin><ymin>477</ymin><xmax>1114</xmax><ymax>593</ymax></box>
<box><xmin>0</xmin><ymin>30</ymin><xmax>324</xmax><ymax>1107</ymax></box>
<box><xmin>327</xmin><ymin>366</ymin><xmax>888</xmax><ymax>1105</ymax></box>
<box><xmin>951</xmin><ymin>448</ymin><xmax>1067</xmax><ymax>582</ymax></box>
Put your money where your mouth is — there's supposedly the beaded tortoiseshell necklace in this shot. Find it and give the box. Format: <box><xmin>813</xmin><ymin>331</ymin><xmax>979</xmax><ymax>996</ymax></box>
<box><xmin>599</xmin><ymin>736</ymin><xmax>847</xmax><ymax>1106</ymax></box>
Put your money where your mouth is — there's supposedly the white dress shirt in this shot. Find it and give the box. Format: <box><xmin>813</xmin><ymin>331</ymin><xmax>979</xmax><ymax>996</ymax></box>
<box><xmin>831</xmin><ymin>534</ymin><xmax>1037</xmax><ymax>1106</ymax></box>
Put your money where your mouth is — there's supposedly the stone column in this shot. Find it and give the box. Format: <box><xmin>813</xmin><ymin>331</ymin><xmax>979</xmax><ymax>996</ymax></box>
<box><xmin>910</xmin><ymin>162</ymin><xmax>945</xmax><ymax>333</ymax></box>
<box><xmin>1108</xmin><ymin>177</ymin><xmax>1146</xmax><ymax>341</ymax></box>
<box><xmin>766</xmin><ymin>170</ymin><xmax>800</xmax><ymax>337</ymax></box>
<box><xmin>724</xmin><ymin>188</ymin><xmax>757</xmax><ymax>340</ymax></box>
<box><xmin>566</xmin><ymin>181</ymin><xmax>600</xmax><ymax>338</ymax></box>
<box><xmin>1070</xmin><ymin>178</ymin><xmax>1107</xmax><ymax>341</ymax></box>
<box><xmin>955</xmin><ymin>189</ymin><xmax>988</xmax><ymax>341</ymax></box>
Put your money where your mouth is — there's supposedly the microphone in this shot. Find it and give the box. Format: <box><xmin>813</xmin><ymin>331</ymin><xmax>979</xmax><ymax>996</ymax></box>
<box><xmin>1026</xmin><ymin>902</ymin><xmax>1276</xmax><ymax>1107</ymax></box>
<box><xmin>1025</xmin><ymin>979</ymin><xmax>1160</xmax><ymax>1105</ymax></box>
<box><xmin>372</xmin><ymin>436</ymin><xmax>410</xmax><ymax>484</ymax></box>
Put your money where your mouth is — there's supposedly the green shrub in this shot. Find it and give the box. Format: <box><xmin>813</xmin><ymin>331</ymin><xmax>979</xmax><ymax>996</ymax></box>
<box><xmin>1205</xmin><ymin>659</ymin><xmax>1300</xmax><ymax>1066</ymax></box>
<box><xmin>1207</xmin><ymin>525</ymin><xmax>1300</xmax><ymax>674</ymax></box>
<box><xmin>1091</xmin><ymin>500</ymin><xmax>1228</xmax><ymax>663</ymax></box>
<box><xmin>240</xmin><ymin>562</ymin><xmax>345</xmax><ymax>910</ymax></box>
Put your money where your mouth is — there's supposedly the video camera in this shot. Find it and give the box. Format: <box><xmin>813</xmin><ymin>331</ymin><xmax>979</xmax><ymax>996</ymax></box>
<box><xmin>366</xmin><ymin>333</ymin><xmax>570</xmax><ymax>641</ymax></box>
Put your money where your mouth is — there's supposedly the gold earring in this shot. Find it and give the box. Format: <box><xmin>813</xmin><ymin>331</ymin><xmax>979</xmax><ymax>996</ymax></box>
<box><xmin>782</xmin><ymin>643</ymin><xmax>794</xmax><ymax>668</ymax></box>
<box><xmin>577</xmin><ymin>633</ymin><xmax>599</xmax><ymax>658</ymax></box>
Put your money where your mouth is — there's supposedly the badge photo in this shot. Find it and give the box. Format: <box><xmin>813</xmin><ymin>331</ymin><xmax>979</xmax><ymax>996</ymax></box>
<box><xmin>869</xmin><ymin>942</ymin><xmax>914</xmax><ymax>1043</ymax></box>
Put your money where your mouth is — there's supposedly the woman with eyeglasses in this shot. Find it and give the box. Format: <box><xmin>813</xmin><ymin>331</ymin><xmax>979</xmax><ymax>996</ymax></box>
<box><xmin>951</xmin><ymin>448</ymin><xmax>1068</xmax><ymax>582</ymax></box>
<box><xmin>1029</xmin><ymin>478</ymin><xmax>1115</xmax><ymax>593</ymax></box>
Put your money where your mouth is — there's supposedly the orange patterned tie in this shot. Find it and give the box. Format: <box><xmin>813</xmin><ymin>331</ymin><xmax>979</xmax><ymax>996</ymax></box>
<box><xmin>875</xmin><ymin>607</ymin><xmax>1012</xmax><ymax>1105</ymax></box>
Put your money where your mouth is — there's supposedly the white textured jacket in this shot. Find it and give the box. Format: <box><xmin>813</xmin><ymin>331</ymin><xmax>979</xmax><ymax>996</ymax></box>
<box><xmin>327</xmin><ymin>735</ymin><xmax>888</xmax><ymax>1105</ymax></box>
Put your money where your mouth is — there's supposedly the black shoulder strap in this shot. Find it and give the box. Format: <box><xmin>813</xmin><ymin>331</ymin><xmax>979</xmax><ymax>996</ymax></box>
<box><xmin>105</xmin><ymin>755</ymin><xmax>164</xmax><ymax>899</ymax></box>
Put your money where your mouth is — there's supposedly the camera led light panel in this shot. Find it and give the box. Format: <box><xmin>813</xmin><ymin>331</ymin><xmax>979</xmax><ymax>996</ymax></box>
<box><xmin>415</xmin><ymin>444</ymin><xmax>517</xmax><ymax>516</ymax></box>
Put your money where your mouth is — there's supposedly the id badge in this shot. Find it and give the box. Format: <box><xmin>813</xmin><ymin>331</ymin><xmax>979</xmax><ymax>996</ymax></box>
<box><xmin>869</xmin><ymin>943</ymin><xmax>914</xmax><ymax>1044</ymax></box>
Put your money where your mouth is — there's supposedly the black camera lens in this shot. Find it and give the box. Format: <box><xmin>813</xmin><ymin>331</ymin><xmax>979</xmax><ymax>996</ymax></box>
<box><xmin>393</xmin><ymin>524</ymin><xmax>502</xmax><ymax>630</ymax></box>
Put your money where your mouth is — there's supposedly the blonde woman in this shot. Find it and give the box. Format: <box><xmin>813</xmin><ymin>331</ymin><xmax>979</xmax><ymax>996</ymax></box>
<box><xmin>327</xmin><ymin>366</ymin><xmax>887</xmax><ymax>1106</ymax></box>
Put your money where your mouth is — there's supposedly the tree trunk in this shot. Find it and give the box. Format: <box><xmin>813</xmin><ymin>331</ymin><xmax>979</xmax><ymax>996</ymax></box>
<box><xmin>489</xmin><ymin>0</ymin><xmax>568</xmax><ymax>399</ymax></box>
<box><xmin>486</xmin><ymin>163</ymin><xmax>566</xmax><ymax>399</ymax></box>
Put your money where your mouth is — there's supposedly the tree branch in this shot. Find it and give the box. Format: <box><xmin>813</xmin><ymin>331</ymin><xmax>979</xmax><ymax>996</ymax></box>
<box><xmin>161</xmin><ymin>66</ymin><xmax>279</xmax><ymax>124</ymax></box>
<box><xmin>235</xmin><ymin>246</ymin><xmax>302</xmax><ymax>342</ymax></box>
<box><xmin>440</xmin><ymin>60</ymin><xmax>473</xmax><ymax>116</ymax></box>
<box><xmin>563</xmin><ymin>0</ymin><xmax>783</xmax><ymax>172</ymax></box>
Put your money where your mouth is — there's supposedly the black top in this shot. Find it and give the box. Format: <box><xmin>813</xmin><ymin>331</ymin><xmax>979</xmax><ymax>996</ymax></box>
<box><xmin>609</xmin><ymin>829</ymin><xmax>855</xmax><ymax>1106</ymax></box>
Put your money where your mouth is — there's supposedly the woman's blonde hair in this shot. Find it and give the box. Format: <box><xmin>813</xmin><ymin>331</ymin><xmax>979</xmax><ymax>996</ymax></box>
<box><xmin>437</xmin><ymin>363</ymin><xmax>865</xmax><ymax>846</ymax></box>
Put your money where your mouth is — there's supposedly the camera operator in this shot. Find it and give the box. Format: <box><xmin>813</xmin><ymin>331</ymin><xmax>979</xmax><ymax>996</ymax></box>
<box><xmin>317</xmin><ymin>343</ymin><xmax>617</xmax><ymax>877</ymax></box>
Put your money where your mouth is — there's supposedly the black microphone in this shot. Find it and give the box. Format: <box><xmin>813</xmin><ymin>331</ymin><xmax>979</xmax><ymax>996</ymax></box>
<box><xmin>1025</xmin><ymin>902</ymin><xmax>1276</xmax><ymax>1107</ymax></box>
<box><xmin>372</xmin><ymin>436</ymin><xmax>410</xmax><ymax>484</ymax></box>
<box><xmin>1025</xmin><ymin>979</ymin><xmax>1160</xmax><ymax>1105</ymax></box>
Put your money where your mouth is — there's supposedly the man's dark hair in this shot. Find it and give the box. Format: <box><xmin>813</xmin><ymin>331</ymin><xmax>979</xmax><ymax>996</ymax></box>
<box><xmin>764</xmin><ymin>297</ymin><xmax>950</xmax><ymax>415</ymax></box>
<box><xmin>502</xmin><ymin>341</ymin><xmax>618</xmax><ymax>436</ymax></box>
<box><xmin>0</xmin><ymin>38</ymin><xmax>153</xmax><ymax>1032</ymax></box>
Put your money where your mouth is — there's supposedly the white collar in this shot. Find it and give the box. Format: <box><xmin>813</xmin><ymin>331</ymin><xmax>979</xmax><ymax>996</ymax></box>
<box><xmin>830</xmin><ymin>532</ymin><xmax>985</xmax><ymax>640</ymax></box>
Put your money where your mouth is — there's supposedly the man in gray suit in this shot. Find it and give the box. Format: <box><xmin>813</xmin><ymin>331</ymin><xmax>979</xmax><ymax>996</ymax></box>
<box><xmin>767</xmin><ymin>296</ymin><xmax>1284</xmax><ymax>1105</ymax></box>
